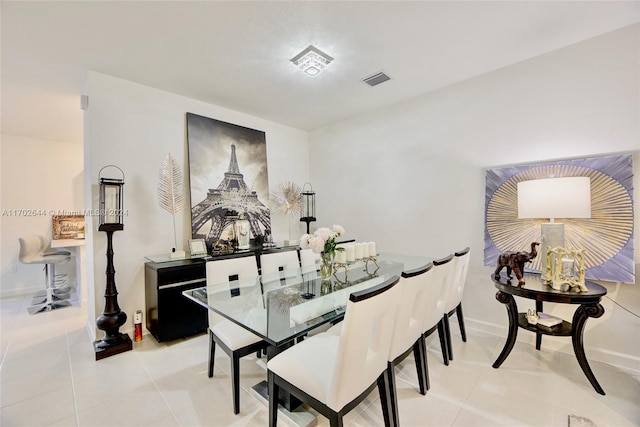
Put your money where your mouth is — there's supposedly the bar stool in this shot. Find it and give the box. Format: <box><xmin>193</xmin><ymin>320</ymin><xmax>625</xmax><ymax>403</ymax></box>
<box><xmin>19</xmin><ymin>236</ymin><xmax>72</xmax><ymax>314</ymax></box>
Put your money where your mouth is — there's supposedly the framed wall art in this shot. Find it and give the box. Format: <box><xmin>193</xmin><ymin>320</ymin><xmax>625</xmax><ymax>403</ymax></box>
<box><xmin>484</xmin><ymin>154</ymin><xmax>634</xmax><ymax>283</ymax></box>
<box><xmin>186</xmin><ymin>113</ymin><xmax>271</xmax><ymax>252</ymax></box>
<box><xmin>52</xmin><ymin>215</ymin><xmax>85</xmax><ymax>240</ymax></box>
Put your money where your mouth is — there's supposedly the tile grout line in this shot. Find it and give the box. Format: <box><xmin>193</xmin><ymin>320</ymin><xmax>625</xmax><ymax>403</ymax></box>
<box><xmin>64</xmin><ymin>328</ymin><xmax>81</xmax><ymax>427</ymax></box>
<box><xmin>133</xmin><ymin>343</ymin><xmax>184</xmax><ymax>426</ymax></box>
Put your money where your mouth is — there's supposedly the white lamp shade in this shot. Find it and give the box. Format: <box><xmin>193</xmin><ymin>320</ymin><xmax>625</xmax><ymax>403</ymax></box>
<box><xmin>517</xmin><ymin>177</ymin><xmax>591</xmax><ymax>220</ymax></box>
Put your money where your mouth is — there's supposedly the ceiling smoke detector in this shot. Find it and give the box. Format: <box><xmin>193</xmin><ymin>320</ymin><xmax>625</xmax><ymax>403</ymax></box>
<box><xmin>362</xmin><ymin>71</ymin><xmax>391</xmax><ymax>87</ymax></box>
<box><xmin>290</xmin><ymin>45</ymin><xmax>334</xmax><ymax>76</ymax></box>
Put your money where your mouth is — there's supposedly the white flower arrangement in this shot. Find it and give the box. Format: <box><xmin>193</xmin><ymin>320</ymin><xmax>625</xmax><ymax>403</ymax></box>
<box><xmin>300</xmin><ymin>224</ymin><xmax>345</xmax><ymax>255</ymax></box>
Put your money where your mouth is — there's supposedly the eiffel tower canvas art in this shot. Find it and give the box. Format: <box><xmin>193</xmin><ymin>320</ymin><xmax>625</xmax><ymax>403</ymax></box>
<box><xmin>186</xmin><ymin>113</ymin><xmax>271</xmax><ymax>252</ymax></box>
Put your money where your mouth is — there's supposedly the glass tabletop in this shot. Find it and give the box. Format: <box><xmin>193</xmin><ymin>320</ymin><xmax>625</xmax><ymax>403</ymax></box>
<box><xmin>183</xmin><ymin>253</ymin><xmax>431</xmax><ymax>346</ymax></box>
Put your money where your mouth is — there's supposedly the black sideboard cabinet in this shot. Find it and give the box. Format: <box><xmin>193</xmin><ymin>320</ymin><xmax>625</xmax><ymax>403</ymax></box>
<box><xmin>144</xmin><ymin>258</ymin><xmax>208</xmax><ymax>342</ymax></box>
<box><xmin>144</xmin><ymin>244</ymin><xmax>305</xmax><ymax>342</ymax></box>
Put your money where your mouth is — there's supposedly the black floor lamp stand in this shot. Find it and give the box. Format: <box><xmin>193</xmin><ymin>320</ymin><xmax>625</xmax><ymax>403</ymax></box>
<box><xmin>94</xmin><ymin>224</ymin><xmax>132</xmax><ymax>360</ymax></box>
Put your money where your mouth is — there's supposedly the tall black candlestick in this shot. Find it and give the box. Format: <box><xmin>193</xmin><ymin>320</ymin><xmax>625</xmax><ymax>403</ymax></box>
<box><xmin>94</xmin><ymin>224</ymin><xmax>132</xmax><ymax>360</ymax></box>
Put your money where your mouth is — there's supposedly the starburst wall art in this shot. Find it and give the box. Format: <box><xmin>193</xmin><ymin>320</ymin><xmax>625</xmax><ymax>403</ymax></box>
<box><xmin>484</xmin><ymin>154</ymin><xmax>634</xmax><ymax>284</ymax></box>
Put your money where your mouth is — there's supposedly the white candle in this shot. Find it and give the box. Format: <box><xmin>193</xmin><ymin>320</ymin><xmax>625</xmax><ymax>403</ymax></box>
<box><xmin>355</xmin><ymin>243</ymin><xmax>363</xmax><ymax>260</ymax></box>
<box><xmin>368</xmin><ymin>241</ymin><xmax>377</xmax><ymax>257</ymax></box>
<box><xmin>335</xmin><ymin>250</ymin><xmax>347</xmax><ymax>264</ymax></box>
<box><xmin>345</xmin><ymin>245</ymin><xmax>356</xmax><ymax>262</ymax></box>
<box><xmin>362</xmin><ymin>243</ymin><xmax>370</xmax><ymax>258</ymax></box>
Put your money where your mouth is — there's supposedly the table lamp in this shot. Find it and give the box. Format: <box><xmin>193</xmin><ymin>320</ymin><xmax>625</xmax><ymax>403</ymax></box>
<box><xmin>517</xmin><ymin>176</ymin><xmax>591</xmax><ymax>278</ymax></box>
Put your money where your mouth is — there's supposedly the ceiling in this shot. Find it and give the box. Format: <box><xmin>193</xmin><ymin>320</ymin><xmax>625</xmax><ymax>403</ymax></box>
<box><xmin>2</xmin><ymin>1</ymin><xmax>639</xmax><ymax>144</ymax></box>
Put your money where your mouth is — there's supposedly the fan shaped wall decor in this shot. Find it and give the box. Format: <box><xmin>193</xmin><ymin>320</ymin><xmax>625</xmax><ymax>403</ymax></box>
<box><xmin>484</xmin><ymin>154</ymin><xmax>634</xmax><ymax>283</ymax></box>
<box><xmin>270</xmin><ymin>181</ymin><xmax>302</xmax><ymax>244</ymax></box>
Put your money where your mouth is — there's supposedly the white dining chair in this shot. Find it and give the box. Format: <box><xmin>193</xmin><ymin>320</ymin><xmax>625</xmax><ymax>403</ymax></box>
<box><xmin>423</xmin><ymin>254</ymin><xmax>454</xmax><ymax>368</ymax></box>
<box><xmin>260</xmin><ymin>250</ymin><xmax>301</xmax><ymax>286</ymax></box>
<box><xmin>267</xmin><ymin>276</ymin><xmax>402</xmax><ymax>427</ymax></box>
<box><xmin>443</xmin><ymin>247</ymin><xmax>470</xmax><ymax>361</ymax></box>
<box><xmin>299</xmin><ymin>248</ymin><xmax>321</xmax><ymax>272</ymax></box>
<box><xmin>385</xmin><ymin>262</ymin><xmax>435</xmax><ymax>425</ymax></box>
<box><xmin>206</xmin><ymin>255</ymin><xmax>269</xmax><ymax>414</ymax></box>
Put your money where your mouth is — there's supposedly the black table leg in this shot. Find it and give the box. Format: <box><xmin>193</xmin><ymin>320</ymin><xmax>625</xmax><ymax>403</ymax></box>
<box><xmin>535</xmin><ymin>300</ymin><xmax>543</xmax><ymax>350</ymax></box>
<box><xmin>572</xmin><ymin>303</ymin><xmax>606</xmax><ymax>395</ymax></box>
<box><xmin>493</xmin><ymin>291</ymin><xmax>518</xmax><ymax>369</ymax></box>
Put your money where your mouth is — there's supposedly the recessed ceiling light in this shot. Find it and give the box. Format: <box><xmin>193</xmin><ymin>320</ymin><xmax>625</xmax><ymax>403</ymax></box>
<box><xmin>290</xmin><ymin>45</ymin><xmax>333</xmax><ymax>76</ymax></box>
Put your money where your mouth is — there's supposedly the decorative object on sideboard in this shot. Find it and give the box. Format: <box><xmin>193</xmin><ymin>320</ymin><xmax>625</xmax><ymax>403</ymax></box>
<box><xmin>95</xmin><ymin>165</ymin><xmax>132</xmax><ymax>360</ymax></box>
<box><xmin>493</xmin><ymin>242</ymin><xmax>539</xmax><ymax>286</ymax></box>
<box><xmin>517</xmin><ymin>176</ymin><xmax>591</xmax><ymax>277</ymax></box>
<box><xmin>158</xmin><ymin>153</ymin><xmax>186</xmax><ymax>259</ymax></box>
<box><xmin>270</xmin><ymin>181</ymin><xmax>302</xmax><ymax>246</ymax></box>
<box><xmin>544</xmin><ymin>247</ymin><xmax>588</xmax><ymax>292</ymax></box>
<box><xmin>300</xmin><ymin>182</ymin><xmax>316</xmax><ymax>234</ymax></box>
<box><xmin>525</xmin><ymin>309</ymin><xmax>540</xmax><ymax>325</ymax></box>
<box><xmin>188</xmin><ymin>238</ymin><xmax>207</xmax><ymax>257</ymax></box>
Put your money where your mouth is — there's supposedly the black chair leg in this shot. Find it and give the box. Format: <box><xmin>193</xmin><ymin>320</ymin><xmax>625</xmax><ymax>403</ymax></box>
<box><xmin>208</xmin><ymin>330</ymin><xmax>215</xmax><ymax>378</ymax></box>
<box><xmin>413</xmin><ymin>339</ymin><xmax>427</xmax><ymax>395</ymax></box>
<box><xmin>377</xmin><ymin>370</ymin><xmax>394</xmax><ymax>427</ymax></box>
<box><xmin>385</xmin><ymin>362</ymin><xmax>399</xmax><ymax>427</ymax></box>
<box><xmin>456</xmin><ymin>303</ymin><xmax>467</xmax><ymax>342</ymax></box>
<box><xmin>268</xmin><ymin>371</ymin><xmax>278</xmax><ymax>427</ymax></box>
<box><xmin>437</xmin><ymin>319</ymin><xmax>449</xmax><ymax>365</ymax></box>
<box><xmin>443</xmin><ymin>314</ymin><xmax>454</xmax><ymax>361</ymax></box>
<box><xmin>231</xmin><ymin>352</ymin><xmax>240</xmax><ymax>414</ymax></box>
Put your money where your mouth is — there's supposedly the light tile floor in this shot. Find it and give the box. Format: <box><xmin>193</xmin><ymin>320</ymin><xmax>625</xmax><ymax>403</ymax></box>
<box><xmin>1</xmin><ymin>295</ymin><xmax>639</xmax><ymax>427</ymax></box>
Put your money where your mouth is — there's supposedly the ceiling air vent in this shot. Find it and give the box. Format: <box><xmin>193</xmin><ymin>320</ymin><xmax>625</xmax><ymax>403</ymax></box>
<box><xmin>362</xmin><ymin>71</ymin><xmax>390</xmax><ymax>87</ymax></box>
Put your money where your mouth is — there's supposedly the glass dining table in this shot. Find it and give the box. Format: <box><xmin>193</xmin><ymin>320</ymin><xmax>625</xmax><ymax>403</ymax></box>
<box><xmin>182</xmin><ymin>252</ymin><xmax>431</xmax><ymax>415</ymax></box>
<box><xmin>183</xmin><ymin>252</ymin><xmax>431</xmax><ymax>349</ymax></box>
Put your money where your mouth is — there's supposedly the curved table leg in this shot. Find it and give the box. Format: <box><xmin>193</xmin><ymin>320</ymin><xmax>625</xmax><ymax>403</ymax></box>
<box><xmin>572</xmin><ymin>303</ymin><xmax>606</xmax><ymax>395</ymax></box>
<box><xmin>492</xmin><ymin>291</ymin><xmax>518</xmax><ymax>369</ymax></box>
<box><xmin>535</xmin><ymin>301</ymin><xmax>543</xmax><ymax>350</ymax></box>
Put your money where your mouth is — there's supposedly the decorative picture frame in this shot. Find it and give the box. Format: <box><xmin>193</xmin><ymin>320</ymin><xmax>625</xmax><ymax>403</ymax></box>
<box><xmin>186</xmin><ymin>113</ymin><xmax>271</xmax><ymax>252</ymax></box>
<box><xmin>188</xmin><ymin>238</ymin><xmax>208</xmax><ymax>256</ymax></box>
<box><xmin>52</xmin><ymin>215</ymin><xmax>85</xmax><ymax>240</ymax></box>
<box><xmin>484</xmin><ymin>154</ymin><xmax>634</xmax><ymax>283</ymax></box>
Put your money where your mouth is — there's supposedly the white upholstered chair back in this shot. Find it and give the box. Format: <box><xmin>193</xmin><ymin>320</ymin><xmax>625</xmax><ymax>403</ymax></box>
<box><xmin>445</xmin><ymin>248</ymin><xmax>470</xmax><ymax>314</ymax></box>
<box><xmin>389</xmin><ymin>263</ymin><xmax>435</xmax><ymax>362</ymax></box>
<box><xmin>328</xmin><ymin>278</ymin><xmax>401</xmax><ymax>411</ymax></box>
<box><xmin>206</xmin><ymin>256</ymin><xmax>259</xmax><ymax>329</ymax></box>
<box><xmin>423</xmin><ymin>254</ymin><xmax>454</xmax><ymax>333</ymax></box>
<box><xmin>260</xmin><ymin>250</ymin><xmax>301</xmax><ymax>287</ymax></box>
<box><xmin>300</xmin><ymin>249</ymin><xmax>320</xmax><ymax>268</ymax></box>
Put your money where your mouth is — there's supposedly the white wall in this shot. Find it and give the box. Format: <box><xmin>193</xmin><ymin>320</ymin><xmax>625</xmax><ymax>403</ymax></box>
<box><xmin>310</xmin><ymin>24</ymin><xmax>640</xmax><ymax>371</ymax></box>
<box><xmin>84</xmin><ymin>72</ymin><xmax>310</xmax><ymax>340</ymax></box>
<box><xmin>0</xmin><ymin>134</ymin><xmax>83</xmax><ymax>298</ymax></box>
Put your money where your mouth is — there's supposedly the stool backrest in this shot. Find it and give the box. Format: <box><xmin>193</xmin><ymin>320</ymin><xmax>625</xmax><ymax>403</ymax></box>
<box><xmin>18</xmin><ymin>236</ymin><xmax>45</xmax><ymax>263</ymax></box>
<box><xmin>329</xmin><ymin>276</ymin><xmax>401</xmax><ymax>410</ymax></box>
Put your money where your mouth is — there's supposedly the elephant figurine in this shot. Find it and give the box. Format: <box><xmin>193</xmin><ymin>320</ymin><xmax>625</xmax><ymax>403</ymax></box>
<box><xmin>494</xmin><ymin>242</ymin><xmax>540</xmax><ymax>286</ymax></box>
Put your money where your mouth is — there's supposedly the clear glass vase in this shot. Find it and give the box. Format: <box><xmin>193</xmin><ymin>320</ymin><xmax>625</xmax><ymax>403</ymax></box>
<box><xmin>320</xmin><ymin>251</ymin><xmax>334</xmax><ymax>281</ymax></box>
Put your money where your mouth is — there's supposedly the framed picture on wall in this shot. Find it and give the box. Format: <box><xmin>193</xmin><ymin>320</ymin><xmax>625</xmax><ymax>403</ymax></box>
<box><xmin>52</xmin><ymin>215</ymin><xmax>85</xmax><ymax>240</ymax></box>
<box><xmin>484</xmin><ymin>154</ymin><xmax>634</xmax><ymax>283</ymax></box>
<box><xmin>186</xmin><ymin>113</ymin><xmax>271</xmax><ymax>252</ymax></box>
